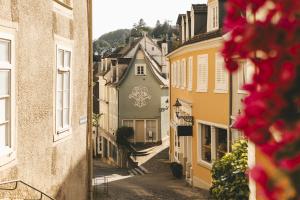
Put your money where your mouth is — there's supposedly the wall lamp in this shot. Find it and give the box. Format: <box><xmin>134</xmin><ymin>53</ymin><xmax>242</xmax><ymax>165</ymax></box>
<box><xmin>160</xmin><ymin>99</ymin><xmax>169</xmax><ymax>112</ymax></box>
<box><xmin>173</xmin><ymin>98</ymin><xmax>194</xmax><ymax>125</ymax></box>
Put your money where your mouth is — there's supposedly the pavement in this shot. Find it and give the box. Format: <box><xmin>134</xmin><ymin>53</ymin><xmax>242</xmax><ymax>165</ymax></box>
<box><xmin>93</xmin><ymin>145</ymin><xmax>211</xmax><ymax>200</ymax></box>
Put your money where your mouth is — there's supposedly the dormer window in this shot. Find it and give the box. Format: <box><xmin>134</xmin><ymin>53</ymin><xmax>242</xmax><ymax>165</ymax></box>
<box><xmin>208</xmin><ymin>1</ymin><xmax>219</xmax><ymax>31</ymax></box>
<box><xmin>135</xmin><ymin>64</ymin><xmax>146</xmax><ymax>76</ymax></box>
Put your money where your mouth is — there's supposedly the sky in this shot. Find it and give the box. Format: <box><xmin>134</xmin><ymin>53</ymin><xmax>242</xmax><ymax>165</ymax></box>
<box><xmin>93</xmin><ymin>0</ymin><xmax>206</xmax><ymax>39</ymax></box>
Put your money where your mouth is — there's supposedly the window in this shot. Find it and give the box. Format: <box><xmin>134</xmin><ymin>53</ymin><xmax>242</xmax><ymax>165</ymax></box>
<box><xmin>197</xmin><ymin>54</ymin><xmax>208</xmax><ymax>92</ymax></box>
<box><xmin>146</xmin><ymin>120</ymin><xmax>157</xmax><ymax>142</ymax></box>
<box><xmin>216</xmin><ymin>128</ymin><xmax>228</xmax><ymax>160</ymax></box>
<box><xmin>54</xmin><ymin>0</ymin><xmax>73</xmax><ymax>8</ymax></box>
<box><xmin>200</xmin><ymin>125</ymin><xmax>212</xmax><ymax>163</ymax></box>
<box><xmin>176</xmin><ymin>61</ymin><xmax>180</xmax><ymax>88</ymax></box>
<box><xmin>238</xmin><ymin>61</ymin><xmax>255</xmax><ymax>93</ymax></box>
<box><xmin>215</xmin><ymin>53</ymin><xmax>228</xmax><ymax>92</ymax></box>
<box><xmin>198</xmin><ymin>122</ymin><xmax>228</xmax><ymax>166</ymax></box>
<box><xmin>135</xmin><ymin>64</ymin><xmax>146</xmax><ymax>76</ymax></box>
<box><xmin>208</xmin><ymin>2</ymin><xmax>219</xmax><ymax>31</ymax></box>
<box><xmin>0</xmin><ymin>31</ymin><xmax>15</xmax><ymax>165</ymax></box>
<box><xmin>56</xmin><ymin>45</ymin><xmax>72</xmax><ymax>136</ymax></box>
<box><xmin>171</xmin><ymin>63</ymin><xmax>175</xmax><ymax>86</ymax></box>
<box><xmin>181</xmin><ymin>59</ymin><xmax>187</xmax><ymax>88</ymax></box>
<box><xmin>188</xmin><ymin>57</ymin><xmax>193</xmax><ymax>90</ymax></box>
<box><xmin>123</xmin><ymin>120</ymin><xmax>134</xmax><ymax>128</ymax></box>
<box><xmin>123</xmin><ymin>120</ymin><xmax>134</xmax><ymax>141</ymax></box>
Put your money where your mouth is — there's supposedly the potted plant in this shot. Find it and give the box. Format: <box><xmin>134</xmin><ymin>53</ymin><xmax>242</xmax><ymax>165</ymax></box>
<box><xmin>170</xmin><ymin>162</ymin><xmax>183</xmax><ymax>179</ymax></box>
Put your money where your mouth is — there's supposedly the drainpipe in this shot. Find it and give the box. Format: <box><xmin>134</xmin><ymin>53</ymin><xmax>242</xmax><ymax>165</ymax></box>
<box><xmin>87</xmin><ymin>0</ymin><xmax>93</xmax><ymax>199</ymax></box>
<box><xmin>229</xmin><ymin>72</ymin><xmax>233</xmax><ymax>151</ymax></box>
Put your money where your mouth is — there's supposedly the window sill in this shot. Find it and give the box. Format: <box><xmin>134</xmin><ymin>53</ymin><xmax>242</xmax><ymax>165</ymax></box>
<box><xmin>197</xmin><ymin>160</ymin><xmax>212</xmax><ymax>170</ymax></box>
<box><xmin>52</xmin><ymin>0</ymin><xmax>73</xmax><ymax>19</ymax></box>
<box><xmin>214</xmin><ymin>89</ymin><xmax>228</xmax><ymax>94</ymax></box>
<box><xmin>237</xmin><ymin>89</ymin><xmax>248</xmax><ymax>94</ymax></box>
<box><xmin>196</xmin><ymin>89</ymin><xmax>208</xmax><ymax>93</ymax></box>
<box><xmin>53</xmin><ymin>128</ymin><xmax>72</xmax><ymax>143</ymax></box>
<box><xmin>0</xmin><ymin>147</ymin><xmax>16</xmax><ymax>168</ymax></box>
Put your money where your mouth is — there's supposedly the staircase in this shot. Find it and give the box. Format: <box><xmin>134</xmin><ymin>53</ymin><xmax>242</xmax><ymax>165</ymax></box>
<box><xmin>128</xmin><ymin>165</ymin><xmax>150</xmax><ymax>176</ymax></box>
<box><xmin>0</xmin><ymin>180</ymin><xmax>55</xmax><ymax>200</ymax></box>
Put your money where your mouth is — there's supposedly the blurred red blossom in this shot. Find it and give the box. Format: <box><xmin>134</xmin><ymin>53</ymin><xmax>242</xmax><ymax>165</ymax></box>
<box><xmin>223</xmin><ymin>0</ymin><xmax>300</xmax><ymax>198</ymax></box>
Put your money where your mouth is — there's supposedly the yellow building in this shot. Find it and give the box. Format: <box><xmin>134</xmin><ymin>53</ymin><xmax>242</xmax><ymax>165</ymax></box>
<box><xmin>167</xmin><ymin>0</ymin><xmax>229</xmax><ymax>189</ymax></box>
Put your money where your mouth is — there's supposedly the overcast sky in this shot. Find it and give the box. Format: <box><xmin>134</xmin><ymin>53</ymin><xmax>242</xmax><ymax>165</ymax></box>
<box><xmin>93</xmin><ymin>0</ymin><xmax>206</xmax><ymax>39</ymax></box>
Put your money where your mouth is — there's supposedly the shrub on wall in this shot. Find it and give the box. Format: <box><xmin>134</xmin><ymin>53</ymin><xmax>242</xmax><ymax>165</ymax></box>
<box><xmin>210</xmin><ymin>139</ymin><xmax>249</xmax><ymax>200</ymax></box>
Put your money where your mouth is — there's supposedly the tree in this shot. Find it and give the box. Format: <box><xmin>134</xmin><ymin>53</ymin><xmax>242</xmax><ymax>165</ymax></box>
<box><xmin>116</xmin><ymin>126</ymin><xmax>134</xmax><ymax>168</ymax></box>
<box><xmin>223</xmin><ymin>0</ymin><xmax>300</xmax><ymax>199</ymax></box>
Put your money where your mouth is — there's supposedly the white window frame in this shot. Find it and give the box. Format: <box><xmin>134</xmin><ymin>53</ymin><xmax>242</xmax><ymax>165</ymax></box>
<box><xmin>207</xmin><ymin>1</ymin><xmax>219</xmax><ymax>32</ymax></box>
<box><xmin>215</xmin><ymin>53</ymin><xmax>228</xmax><ymax>93</ymax></box>
<box><xmin>52</xmin><ymin>0</ymin><xmax>74</xmax><ymax>19</ymax></box>
<box><xmin>197</xmin><ymin>54</ymin><xmax>208</xmax><ymax>92</ymax></box>
<box><xmin>171</xmin><ymin>63</ymin><xmax>175</xmax><ymax>87</ymax></box>
<box><xmin>188</xmin><ymin>57</ymin><xmax>193</xmax><ymax>91</ymax></box>
<box><xmin>135</xmin><ymin>64</ymin><xmax>146</xmax><ymax>76</ymax></box>
<box><xmin>181</xmin><ymin>59</ymin><xmax>187</xmax><ymax>89</ymax></box>
<box><xmin>177</xmin><ymin>60</ymin><xmax>180</xmax><ymax>88</ymax></box>
<box><xmin>197</xmin><ymin>120</ymin><xmax>229</xmax><ymax>169</ymax></box>
<box><xmin>54</xmin><ymin>35</ymin><xmax>73</xmax><ymax>142</ymax></box>
<box><xmin>0</xmin><ymin>29</ymin><xmax>16</xmax><ymax>167</ymax></box>
<box><xmin>145</xmin><ymin>119</ymin><xmax>158</xmax><ymax>143</ymax></box>
<box><xmin>238</xmin><ymin>61</ymin><xmax>255</xmax><ymax>94</ymax></box>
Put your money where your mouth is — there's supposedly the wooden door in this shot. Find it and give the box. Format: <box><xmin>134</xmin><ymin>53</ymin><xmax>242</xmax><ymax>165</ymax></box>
<box><xmin>135</xmin><ymin>120</ymin><xmax>145</xmax><ymax>143</ymax></box>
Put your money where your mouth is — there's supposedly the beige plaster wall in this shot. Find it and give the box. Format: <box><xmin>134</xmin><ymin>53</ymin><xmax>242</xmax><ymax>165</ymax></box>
<box><xmin>0</xmin><ymin>0</ymin><xmax>89</xmax><ymax>199</ymax></box>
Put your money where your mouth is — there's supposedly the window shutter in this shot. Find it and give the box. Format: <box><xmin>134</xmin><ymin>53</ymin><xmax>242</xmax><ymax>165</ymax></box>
<box><xmin>177</xmin><ymin>61</ymin><xmax>180</xmax><ymax>87</ymax></box>
<box><xmin>215</xmin><ymin>53</ymin><xmax>227</xmax><ymax>91</ymax></box>
<box><xmin>188</xmin><ymin>57</ymin><xmax>193</xmax><ymax>90</ymax></box>
<box><xmin>183</xmin><ymin>59</ymin><xmax>187</xmax><ymax>88</ymax></box>
<box><xmin>197</xmin><ymin>55</ymin><xmax>208</xmax><ymax>91</ymax></box>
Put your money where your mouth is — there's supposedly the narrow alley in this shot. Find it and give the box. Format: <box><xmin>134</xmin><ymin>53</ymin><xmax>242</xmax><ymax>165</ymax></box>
<box><xmin>93</xmin><ymin>148</ymin><xmax>211</xmax><ymax>200</ymax></box>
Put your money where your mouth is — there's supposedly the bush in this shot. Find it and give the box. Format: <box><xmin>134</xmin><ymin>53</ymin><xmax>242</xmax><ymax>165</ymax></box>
<box><xmin>210</xmin><ymin>139</ymin><xmax>249</xmax><ymax>200</ymax></box>
<box><xmin>170</xmin><ymin>162</ymin><xmax>183</xmax><ymax>179</ymax></box>
<box><xmin>116</xmin><ymin>126</ymin><xmax>134</xmax><ymax>147</ymax></box>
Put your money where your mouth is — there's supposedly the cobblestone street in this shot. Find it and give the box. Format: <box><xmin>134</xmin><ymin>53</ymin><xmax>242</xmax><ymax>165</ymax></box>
<box><xmin>93</xmin><ymin>149</ymin><xmax>211</xmax><ymax>200</ymax></box>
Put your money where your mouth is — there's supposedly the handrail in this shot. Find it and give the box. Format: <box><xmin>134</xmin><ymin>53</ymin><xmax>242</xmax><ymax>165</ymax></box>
<box><xmin>0</xmin><ymin>180</ymin><xmax>55</xmax><ymax>200</ymax></box>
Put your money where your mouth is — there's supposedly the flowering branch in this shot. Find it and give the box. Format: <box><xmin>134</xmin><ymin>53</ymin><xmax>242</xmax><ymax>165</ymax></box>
<box><xmin>222</xmin><ymin>0</ymin><xmax>300</xmax><ymax>199</ymax></box>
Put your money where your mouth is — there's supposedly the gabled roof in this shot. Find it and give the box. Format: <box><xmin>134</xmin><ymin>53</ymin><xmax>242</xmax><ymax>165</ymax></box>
<box><xmin>176</xmin><ymin>14</ymin><xmax>185</xmax><ymax>25</ymax></box>
<box><xmin>119</xmin><ymin>37</ymin><xmax>144</xmax><ymax>56</ymax></box>
<box><xmin>116</xmin><ymin>45</ymin><xmax>168</xmax><ymax>87</ymax></box>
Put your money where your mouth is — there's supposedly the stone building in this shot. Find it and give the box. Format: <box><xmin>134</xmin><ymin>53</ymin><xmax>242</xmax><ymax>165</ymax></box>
<box><xmin>0</xmin><ymin>0</ymin><xmax>91</xmax><ymax>199</ymax></box>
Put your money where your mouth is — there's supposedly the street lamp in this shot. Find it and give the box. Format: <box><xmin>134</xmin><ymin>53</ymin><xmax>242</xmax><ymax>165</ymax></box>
<box><xmin>173</xmin><ymin>98</ymin><xmax>194</xmax><ymax>125</ymax></box>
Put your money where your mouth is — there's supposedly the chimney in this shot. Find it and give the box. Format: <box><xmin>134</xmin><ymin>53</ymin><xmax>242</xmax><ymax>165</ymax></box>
<box><xmin>191</xmin><ymin>4</ymin><xmax>208</xmax><ymax>36</ymax></box>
